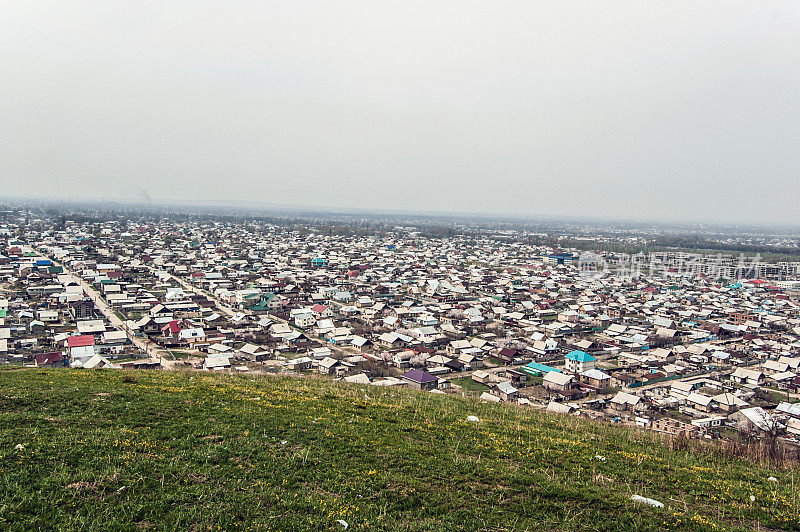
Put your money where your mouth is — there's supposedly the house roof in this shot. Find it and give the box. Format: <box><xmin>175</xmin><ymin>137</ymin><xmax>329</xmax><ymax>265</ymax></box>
<box><xmin>543</xmin><ymin>372</ymin><xmax>573</xmax><ymax>386</ymax></box>
<box><xmin>581</xmin><ymin>368</ymin><xmax>611</xmax><ymax>381</ymax></box>
<box><xmin>712</xmin><ymin>393</ymin><xmax>749</xmax><ymax>408</ymax></box>
<box><xmin>319</xmin><ymin>357</ymin><xmax>340</xmax><ymax>369</ymax></box>
<box><xmin>523</xmin><ymin>362</ymin><xmax>561</xmax><ymax>375</ymax></box>
<box><xmin>344</xmin><ymin>373</ymin><xmax>371</xmax><ymax>385</ymax></box>
<box><xmin>671</xmin><ymin>381</ymin><xmax>694</xmax><ymax>392</ymax></box>
<box><xmin>239</xmin><ymin>343</ymin><xmax>264</xmax><ymax>354</ymax></box>
<box><xmin>495</xmin><ymin>381</ymin><xmax>518</xmax><ymax>394</ymax></box>
<box><xmin>179</xmin><ymin>328</ymin><xmax>205</xmax><ymax>339</ymax></box>
<box><xmin>83</xmin><ymin>354</ymin><xmax>118</xmax><ymax>369</ymax></box>
<box><xmin>776</xmin><ymin>401</ymin><xmax>800</xmax><ymax>417</ymax></box>
<box><xmin>737</xmin><ymin>407</ymin><xmax>775</xmax><ymax>431</ymax></box>
<box><xmin>102</xmin><ymin>330</ymin><xmax>127</xmax><ymax>342</ymax></box>
<box><xmin>77</xmin><ymin>320</ymin><xmax>106</xmax><ymax>334</ymax></box>
<box><xmin>161</xmin><ymin>320</ymin><xmax>182</xmax><ymax>333</ymax></box>
<box><xmin>547</xmin><ymin>401</ymin><xmax>575</xmax><ymax>414</ymax></box>
<box><xmin>35</xmin><ymin>351</ymin><xmax>64</xmax><ymax>365</ymax></box>
<box><xmin>731</xmin><ymin>367</ymin><xmax>763</xmax><ymax>379</ymax></box>
<box><xmin>610</xmin><ymin>391</ymin><xmax>641</xmax><ymax>405</ymax></box>
<box><xmin>566</xmin><ymin>350</ymin><xmax>596</xmax><ymax>363</ymax></box>
<box><xmin>67</xmin><ymin>335</ymin><xmax>95</xmax><ymax>348</ymax></box>
<box><xmin>402</xmin><ymin>369</ymin><xmax>438</xmax><ymax>384</ymax></box>
<box><xmin>204</xmin><ymin>355</ymin><xmax>231</xmax><ymax>368</ymax></box>
<box><xmin>479</xmin><ymin>392</ymin><xmax>502</xmax><ymax>403</ymax></box>
<box><xmin>687</xmin><ymin>392</ymin><xmax>713</xmax><ymax>407</ymax></box>
<box><xmin>350</xmin><ymin>335</ymin><xmax>368</xmax><ymax>347</ymax></box>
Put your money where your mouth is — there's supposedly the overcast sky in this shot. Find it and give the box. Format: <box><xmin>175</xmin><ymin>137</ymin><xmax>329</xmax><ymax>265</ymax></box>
<box><xmin>2</xmin><ymin>2</ymin><xmax>800</xmax><ymax>224</ymax></box>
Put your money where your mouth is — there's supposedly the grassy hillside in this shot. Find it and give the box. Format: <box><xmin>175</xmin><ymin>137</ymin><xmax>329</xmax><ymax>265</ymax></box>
<box><xmin>0</xmin><ymin>369</ymin><xmax>798</xmax><ymax>531</ymax></box>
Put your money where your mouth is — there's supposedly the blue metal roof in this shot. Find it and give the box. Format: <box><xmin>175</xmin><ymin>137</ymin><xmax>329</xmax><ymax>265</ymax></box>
<box><xmin>522</xmin><ymin>362</ymin><xmax>561</xmax><ymax>375</ymax></box>
<box><xmin>566</xmin><ymin>350</ymin><xmax>596</xmax><ymax>362</ymax></box>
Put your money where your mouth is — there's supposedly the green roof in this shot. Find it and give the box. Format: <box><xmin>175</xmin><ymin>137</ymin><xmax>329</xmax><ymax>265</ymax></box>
<box><xmin>566</xmin><ymin>350</ymin><xmax>596</xmax><ymax>363</ymax></box>
<box><xmin>522</xmin><ymin>362</ymin><xmax>561</xmax><ymax>376</ymax></box>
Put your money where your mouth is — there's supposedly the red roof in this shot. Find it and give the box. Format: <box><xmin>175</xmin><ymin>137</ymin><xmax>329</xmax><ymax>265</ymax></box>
<box><xmin>35</xmin><ymin>351</ymin><xmax>64</xmax><ymax>365</ymax></box>
<box><xmin>161</xmin><ymin>320</ymin><xmax>182</xmax><ymax>334</ymax></box>
<box><xmin>67</xmin><ymin>335</ymin><xmax>95</xmax><ymax>348</ymax></box>
<box><xmin>311</xmin><ymin>304</ymin><xmax>328</xmax><ymax>314</ymax></box>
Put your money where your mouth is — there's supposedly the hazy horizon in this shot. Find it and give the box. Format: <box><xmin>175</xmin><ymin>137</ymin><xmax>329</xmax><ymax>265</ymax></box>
<box><xmin>3</xmin><ymin>2</ymin><xmax>800</xmax><ymax>225</ymax></box>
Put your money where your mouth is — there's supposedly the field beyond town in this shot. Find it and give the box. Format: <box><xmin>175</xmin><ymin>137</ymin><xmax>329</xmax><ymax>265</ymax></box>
<box><xmin>0</xmin><ymin>369</ymin><xmax>798</xmax><ymax>531</ymax></box>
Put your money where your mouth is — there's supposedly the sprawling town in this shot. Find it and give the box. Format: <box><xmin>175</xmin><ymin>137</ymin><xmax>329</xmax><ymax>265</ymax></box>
<box><xmin>2</xmin><ymin>204</ymin><xmax>799</xmax><ymax>448</ymax></box>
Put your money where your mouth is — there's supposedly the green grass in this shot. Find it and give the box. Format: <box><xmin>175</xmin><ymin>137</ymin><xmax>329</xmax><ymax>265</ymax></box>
<box><xmin>762</xmin><ymin>388</ymin><xmax>792</xmax><ymax>404</ymax></box>
<box><xmin>0</xmin><ymin>369</ymin><xmax>798</xmax><ymax>531</ymax></box>
<box><xmin>449</xmin><ymin>376</ymin><xmax>490</xmax><ymax>394</ymax></box>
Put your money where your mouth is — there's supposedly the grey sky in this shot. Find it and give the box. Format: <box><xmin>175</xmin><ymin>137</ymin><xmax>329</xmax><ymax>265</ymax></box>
<box><xmin>2</xmin><ymin>1</ymin><xmax>800</xmax><ymax>224</ymax></box>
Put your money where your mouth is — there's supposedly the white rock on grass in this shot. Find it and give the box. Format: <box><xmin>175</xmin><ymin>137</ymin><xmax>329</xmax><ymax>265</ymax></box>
<box><xmin>336</xmin><ymin>519</ymin><xmax>349</xmax><ymax>529</ymax></box>
<box><xmin>631</xmin><ymin>495</ymin><xmax>664</xmax><ymax>508</ymax></box>
<box><xmin>466</xmin><ymin>415</ymin><xmax>480</xmax><ymax>422</ymax></box>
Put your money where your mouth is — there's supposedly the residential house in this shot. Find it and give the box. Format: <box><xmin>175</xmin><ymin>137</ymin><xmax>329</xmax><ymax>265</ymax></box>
<box><xmin>401</xmin><ymin>369</ymin><xmax>439</xmax><ymax>391</ymax></box>
<box><xmin>564</xmin><ymin>350</ymin><xmax>596</xmax><ymax>374</ymax></box>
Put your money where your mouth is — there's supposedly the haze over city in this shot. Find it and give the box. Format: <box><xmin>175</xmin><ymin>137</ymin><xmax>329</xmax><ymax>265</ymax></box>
<box><xmin>3</xmin><ymin>2</ymin><xmax>800</xmax><ymax>224</ymax></box>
